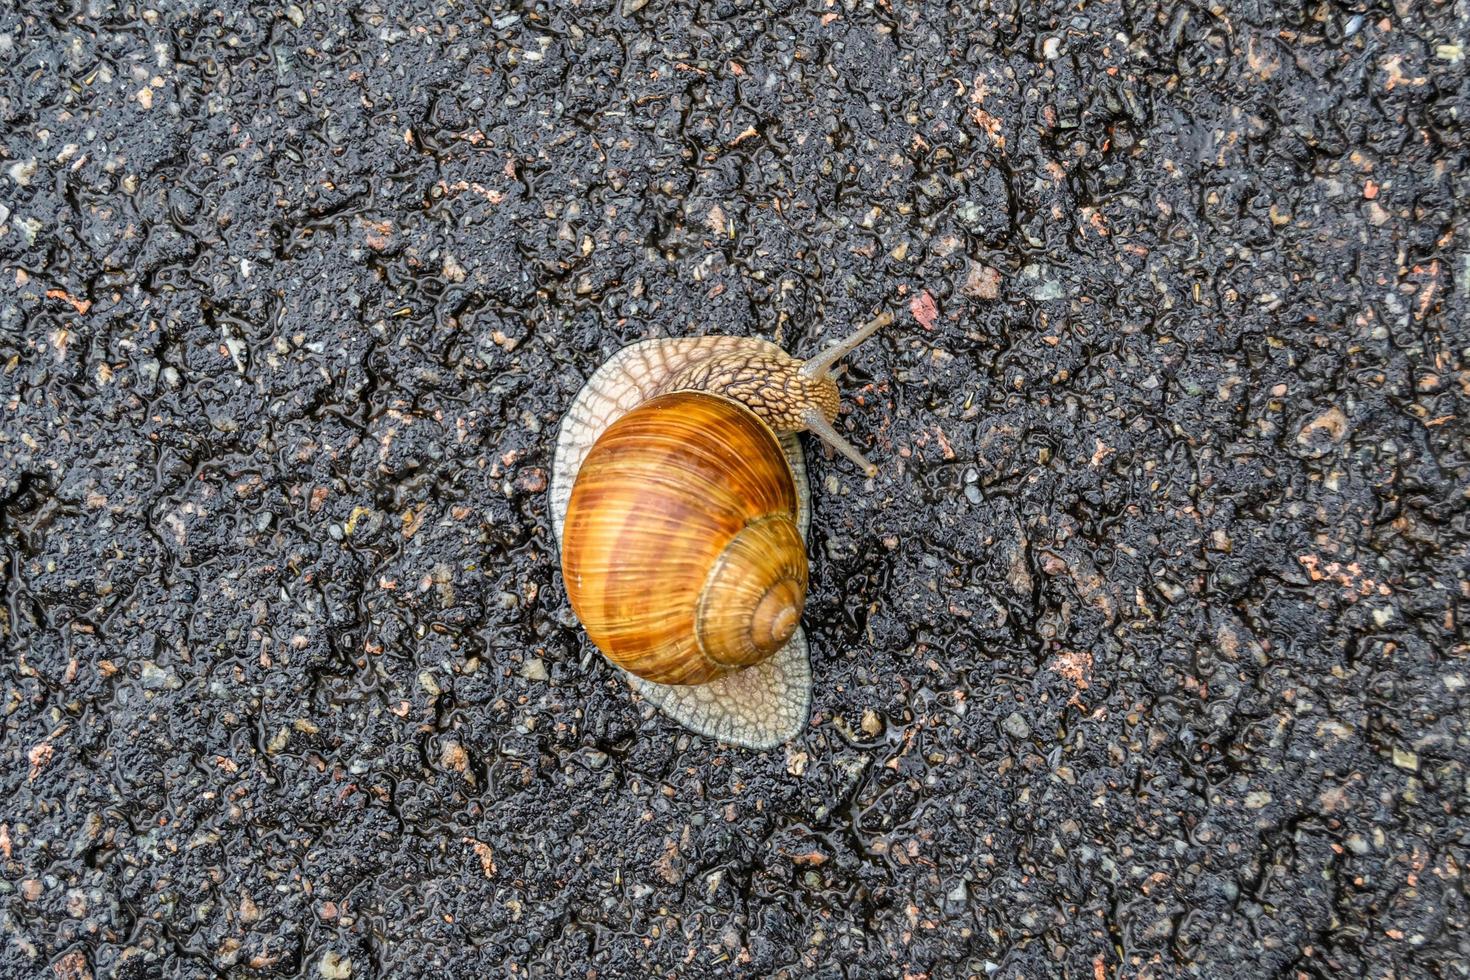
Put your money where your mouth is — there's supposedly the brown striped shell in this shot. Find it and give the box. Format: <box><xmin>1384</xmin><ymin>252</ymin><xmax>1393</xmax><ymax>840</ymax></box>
<box><xmin>560</xmin><ymin>391</ymin><xmax>807</xmax><ymax>686</ymax></box>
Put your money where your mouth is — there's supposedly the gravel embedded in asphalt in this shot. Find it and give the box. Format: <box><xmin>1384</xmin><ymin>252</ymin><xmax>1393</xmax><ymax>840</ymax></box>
<box><xmin>1</xmin><ymin>2</ymin><xmax>1466</xmax><ymax>977</ymax></box>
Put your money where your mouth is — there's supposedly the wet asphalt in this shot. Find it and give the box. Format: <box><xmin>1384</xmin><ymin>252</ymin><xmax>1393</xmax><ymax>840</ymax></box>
<box><xmin>1</xmin><ymin>1</ymin><xmax>1467</xmax><ymax>978</ymax></box>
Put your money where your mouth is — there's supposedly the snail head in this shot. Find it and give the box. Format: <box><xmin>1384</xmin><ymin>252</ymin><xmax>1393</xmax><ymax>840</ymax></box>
<box><xmin>796</xmin><ymin>310</ymin><xmax>892</xmax><ymax>477</ymax></box>
<box><xmin>659</xmin><ymin>310</ymin><xmax>892</xmax><ymax>477</ymax></box>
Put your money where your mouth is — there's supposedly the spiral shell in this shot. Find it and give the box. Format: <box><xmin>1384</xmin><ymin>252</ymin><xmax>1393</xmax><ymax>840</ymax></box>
<box><xmin>560</xmin><ymin>391</ymin><xmax>808</xmax><ymax>686</ymax></box>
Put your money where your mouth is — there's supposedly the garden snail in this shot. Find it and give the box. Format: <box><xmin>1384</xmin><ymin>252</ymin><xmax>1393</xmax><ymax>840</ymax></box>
<box><xmin>549</xmin><ymin>310</ymin><xmax>890</xmax><ymax>749</ymax></box>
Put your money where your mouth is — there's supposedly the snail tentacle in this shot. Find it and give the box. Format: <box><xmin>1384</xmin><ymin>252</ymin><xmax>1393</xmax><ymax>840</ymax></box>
<box><xmin>799</xmin><ymin>310</ymin><xmax>893</xmax><ymax>380</ymax></box>
<box><xmin>802</xmin><ymin>408</ymin><xmax>879</xmax><ymax>478</ymax></box>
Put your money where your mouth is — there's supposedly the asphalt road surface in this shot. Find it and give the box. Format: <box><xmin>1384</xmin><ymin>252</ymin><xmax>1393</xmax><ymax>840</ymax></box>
<box><xmin>2</xmin><ymin>1</ymin><xmax>1466</xmax><ymax>977</ymax></box>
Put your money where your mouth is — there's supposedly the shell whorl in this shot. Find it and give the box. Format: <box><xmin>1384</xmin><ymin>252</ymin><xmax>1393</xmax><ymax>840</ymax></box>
<box><xmin>559</xmin><ymin>391</ymin><xmax>806</xmax><ymax>686</ymax></box>
<box><xmin>695</xmin><ymin>515</ymin><xmax>807</xmax><ymax>668</ymax></box>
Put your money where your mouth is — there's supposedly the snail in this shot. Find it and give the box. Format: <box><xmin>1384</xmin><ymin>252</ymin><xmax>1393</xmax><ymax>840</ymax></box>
<box><xmin>549</xmin><ymin>310</ymin><xmax>891</xmax><ymax>749</ymax></box>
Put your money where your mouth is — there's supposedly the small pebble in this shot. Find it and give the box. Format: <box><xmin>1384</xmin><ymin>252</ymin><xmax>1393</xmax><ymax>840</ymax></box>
<box><xmin>319</xmin><ymin>951</ymin><xmax>352</xmax><ymax>979</ymax></box>
<box><xmin>1002</xmin><ymin>712</ymin><xmax>1031</xmax><ymax>739</ymax></box>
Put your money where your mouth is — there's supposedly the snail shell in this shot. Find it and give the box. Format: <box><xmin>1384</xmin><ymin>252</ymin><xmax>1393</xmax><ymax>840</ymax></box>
<box><xmin>561</xmin><ymin>391</ymin><xmax>807</xmax><ymax>684</ymax></box>
<box><xmin>550</xmin><ymin>315</ymin><xmax>888</xmax><ymax>749</ymax></box>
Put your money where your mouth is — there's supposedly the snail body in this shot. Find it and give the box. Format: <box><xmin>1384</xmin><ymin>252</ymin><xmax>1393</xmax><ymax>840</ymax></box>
<box><xmin>550</xmin><ymin>313</ymin><xmax>889</xmax><ymax>749</ymax></box>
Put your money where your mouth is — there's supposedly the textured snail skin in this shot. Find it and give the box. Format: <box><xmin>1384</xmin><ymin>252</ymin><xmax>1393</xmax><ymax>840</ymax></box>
<box><xmin>560</xmin><ymin>391</ymin><xmax>807</xmax><ymax>686</ymax></box>
<box><xmin>663</xmin><ymin>351</ymin><xmax>840</xmax><ymax>432</ymax></box>
<box><xmin>550</xmin><ymin>336</ymin><xmax>816</xmax><ymax>749</ymax></box>
<box><xmin>624</xmin><ymin>634</ymin><xmax>811</xmax><ymax>750</ymax></box>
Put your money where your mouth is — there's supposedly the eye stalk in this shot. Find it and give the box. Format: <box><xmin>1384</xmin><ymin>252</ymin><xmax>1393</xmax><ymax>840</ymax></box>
<box><xmin>799</xmin><ymin>310</ymin><xmax>893</xmax><ymax>381</ymax></box>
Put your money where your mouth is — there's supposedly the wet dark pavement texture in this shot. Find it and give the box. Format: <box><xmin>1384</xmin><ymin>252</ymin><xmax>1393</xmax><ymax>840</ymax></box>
<box><xmin>2</xmin><ymin>0</ymin><xmax>1467</xmax><ymax>977</ymax></box>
